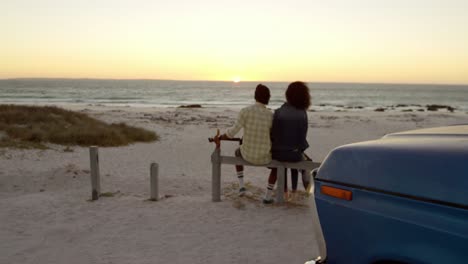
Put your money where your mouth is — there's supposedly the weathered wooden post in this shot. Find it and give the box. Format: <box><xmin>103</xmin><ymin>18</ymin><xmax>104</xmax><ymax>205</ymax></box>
<box><xmin>89</xmin><ymin>146</ymin><xmax>100</xmax><ymax>200</ymax></box>
<box><xmin>150</xmin><ymin>163</ymin><xmax>159</xmax><ymax>201</ymax></box>
<box><xmin>211</xmin><ymin>147</ymin><xmax>221</xmax><ymax>202</ymax></box>
<box><xmin>276</xmin><ymin>165</ymin><xmax>285</xmax><ymax>204</ymax></box>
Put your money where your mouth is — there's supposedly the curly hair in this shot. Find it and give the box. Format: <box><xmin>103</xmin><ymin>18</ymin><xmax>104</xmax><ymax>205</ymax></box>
<box><xmin>254</xmin><ymin>84</ymin><xmax>270</xmax><ymax>105</ymax></box>
<box><xmin>285</xmin><ymin>81</ymin><xmax>311</xmax><ymax>110</ymax></box>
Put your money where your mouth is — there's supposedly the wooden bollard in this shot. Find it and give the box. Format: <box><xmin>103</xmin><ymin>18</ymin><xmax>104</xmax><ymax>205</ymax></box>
<box><xmin>211</xmin><ymin>148</ymin><xmax>221</xmax><ymax>202</ymax></box>
<box><xmin>150</xmin><ymin>163</ymin><xmax>159</xmax><ymax>201</ymax></box>
<box><xmin>89</xmin><ymin>146</ymin><xmax>101</xmax><ymax>200</ymax></box>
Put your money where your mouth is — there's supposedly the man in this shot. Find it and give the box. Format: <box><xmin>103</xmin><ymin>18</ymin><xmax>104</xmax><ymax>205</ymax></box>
<box><xmin>215</xmin><ymin>84</ymin><xmax>273</xmax><ymax>196</ymax></box>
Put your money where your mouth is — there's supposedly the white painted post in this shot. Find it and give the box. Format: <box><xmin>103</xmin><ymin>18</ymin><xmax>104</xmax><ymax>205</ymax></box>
<box><xmin>89</xmin><ymin>146</ymin><xmax>100</xmax><ymax>200</ymax></box>
<box><xmin>150</xmin><ymin>163</ymin><xmax>159</xmax><ymax>201</ymax></box>
<box><xmin>276</xmin><ymin>166</ymin><xmax>285</xmax><ymax>204</ymax></box>
<box><xmin>211</xmin><ymin>148</ymin><xmax>221</xmax><ymax>202</ymax></box>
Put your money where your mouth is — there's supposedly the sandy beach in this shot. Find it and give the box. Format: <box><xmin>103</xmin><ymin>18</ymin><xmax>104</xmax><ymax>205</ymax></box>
<box><xmin>1</xmin><ymin>105</ymin><xmax>467</xmax><ymax>264</ymax></box>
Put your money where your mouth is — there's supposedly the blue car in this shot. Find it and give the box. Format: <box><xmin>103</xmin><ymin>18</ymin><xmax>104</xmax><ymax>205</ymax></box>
<box><xmin>310</xmin><ymin>125</ymin><xmax>468</xmax><ymax>264</ymax></box>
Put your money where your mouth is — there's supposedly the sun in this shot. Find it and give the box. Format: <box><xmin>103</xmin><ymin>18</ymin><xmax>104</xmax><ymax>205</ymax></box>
<box><xmin>233</xmin><ymin>77</ymin><xmax>241</xmax><ymax>83</ymax></box>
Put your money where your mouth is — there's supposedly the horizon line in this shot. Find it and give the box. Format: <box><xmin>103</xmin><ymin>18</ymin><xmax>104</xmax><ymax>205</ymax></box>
<box><xmin>1</xmin><ymin>77</ymin><xmax>467</xmax><ymax>86</ymax></box>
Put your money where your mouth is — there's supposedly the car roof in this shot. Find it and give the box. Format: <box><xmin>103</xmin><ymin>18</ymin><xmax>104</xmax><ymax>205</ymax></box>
<box><xmin>384</xmin><ymin>124</ymin><xmax>468</xmax><ymax>138</ymax></box>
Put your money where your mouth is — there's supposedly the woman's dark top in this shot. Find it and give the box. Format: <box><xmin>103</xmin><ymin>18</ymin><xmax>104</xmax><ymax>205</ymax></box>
<box><xmin>271</xmin><ymin>103</ymin><xmax>309</xmax><ymax>162</ymax></box>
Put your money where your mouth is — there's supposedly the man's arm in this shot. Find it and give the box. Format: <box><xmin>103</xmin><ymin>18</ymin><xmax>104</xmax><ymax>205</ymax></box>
<box><xmin>225</xmin><ymin>109</ymin><xmax>245</xmax><ymax>138</ymax></box>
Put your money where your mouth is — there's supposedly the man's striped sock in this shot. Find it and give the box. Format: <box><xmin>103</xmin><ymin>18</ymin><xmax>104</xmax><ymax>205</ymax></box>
<box><xmin>237</xmin><ymin>171</ymin><xmax>244</xmax><ymax>189</ymax></box>
<box><xmin>264</xmin><ymin>183</ymin><xmax>274</xmax><ymax>200</ymax></box>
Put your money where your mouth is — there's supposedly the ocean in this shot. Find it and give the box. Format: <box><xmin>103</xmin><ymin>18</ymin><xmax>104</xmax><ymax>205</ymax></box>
<box><xmin>1</xmin><ymin>79</ymin><xmax>467</xmax><ymax>112</ymax></box>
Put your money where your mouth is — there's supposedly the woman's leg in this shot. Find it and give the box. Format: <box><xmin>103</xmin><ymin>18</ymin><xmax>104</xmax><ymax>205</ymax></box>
<box><xmin>302</xmin><ymin>170</ymin><xmax>310</xmax><ymax>189</ymax></box>
<box><xmin>284</xmin><ymin>168</ymin><xmax>288</xmax><ymax>192</ymax></box>
<box><xmin>291</xmin><ymin>169</ymin><xmax>298</xmax><ymax>191</ymax></box>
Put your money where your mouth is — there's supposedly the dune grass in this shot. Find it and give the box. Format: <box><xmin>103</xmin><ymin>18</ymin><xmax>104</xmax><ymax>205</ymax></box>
<box><xmin>0</xmin><ymin>105</ymin><xmax>158</xmax><ymax>149</ymax></box>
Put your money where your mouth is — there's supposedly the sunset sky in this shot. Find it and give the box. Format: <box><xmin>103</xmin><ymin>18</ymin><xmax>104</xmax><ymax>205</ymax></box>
<box><xmin>1</xmin><ymin>0</ymin><xmax>468</xmax><ymax>84</ymax></box>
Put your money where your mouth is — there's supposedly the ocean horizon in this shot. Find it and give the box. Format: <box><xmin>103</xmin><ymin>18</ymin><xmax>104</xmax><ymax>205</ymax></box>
<box><xmin>1</xmin><ymin>78</ymin><xmax>468</xmax><ymax>112</ymax></box>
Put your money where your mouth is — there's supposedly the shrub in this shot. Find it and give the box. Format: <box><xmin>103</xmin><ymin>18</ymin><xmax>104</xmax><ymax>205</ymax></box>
<box><xmin>0</xmin><ymin>105</ymin><xmax>158</xmax><ymax>149</ymax></box>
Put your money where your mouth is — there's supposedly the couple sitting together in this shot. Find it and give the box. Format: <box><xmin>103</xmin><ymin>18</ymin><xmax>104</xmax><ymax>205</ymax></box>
<box><xmin>214</xmin><ymin>81</ymin><xmax>311</xmax><ymax>204</ymax></box>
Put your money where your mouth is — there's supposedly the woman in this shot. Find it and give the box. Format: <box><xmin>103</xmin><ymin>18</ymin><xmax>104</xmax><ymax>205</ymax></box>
<box><xmin>263</xmin><ymin>81</ymin><xmax>311</xmax><ymax>204</ymax></box>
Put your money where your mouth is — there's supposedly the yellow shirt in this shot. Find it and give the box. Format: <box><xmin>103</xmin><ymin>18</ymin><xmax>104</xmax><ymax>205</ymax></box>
<box><xmin>226</xmin><ymin>102</ymin><xmax>273</xmax><ymax>165</ymax></box>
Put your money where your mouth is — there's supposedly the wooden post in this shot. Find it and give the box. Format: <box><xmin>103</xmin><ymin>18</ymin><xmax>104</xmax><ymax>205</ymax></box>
<box><xmin>150</xmin><ymin>163</ymin><xmax>159</xmax><ymax>201</ymax></box>
<box><xmin>89</xmin><ymin>146</ymin><xmax>100</xmax><ymax>200</ymax></box>
<box><xmin>211</xmin><ymin>148</ymin><xmax>221</xmax><ymax>202</ymax></box>
<box><xmin>276</xmin><ymin>166</ymin><xmax>285</xmax><ymax>204</ymax></box>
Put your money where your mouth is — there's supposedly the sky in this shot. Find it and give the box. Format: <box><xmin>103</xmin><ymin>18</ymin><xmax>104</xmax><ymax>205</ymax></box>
<box><xmin>1</xmin><ymin>0</ymin><xmax>468</xmax><ymax>84</ymax></box>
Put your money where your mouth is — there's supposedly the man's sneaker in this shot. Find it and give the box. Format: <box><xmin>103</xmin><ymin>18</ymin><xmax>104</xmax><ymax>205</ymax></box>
<box><xmin>238</xmin><ymin>187</ymin><xmax>246</xmax><ymax>197</ymax></box>
<box><xmin>262</xmin><ymin>198</ymin><xmax>274</xmax><ymax>204</ymax></box>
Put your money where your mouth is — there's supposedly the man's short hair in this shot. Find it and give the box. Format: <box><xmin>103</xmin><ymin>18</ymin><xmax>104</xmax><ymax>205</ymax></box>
<box><xmin>255</xmin><ymin>84</ymin><xmax>270</xmax><ymax>105</ymax></box>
